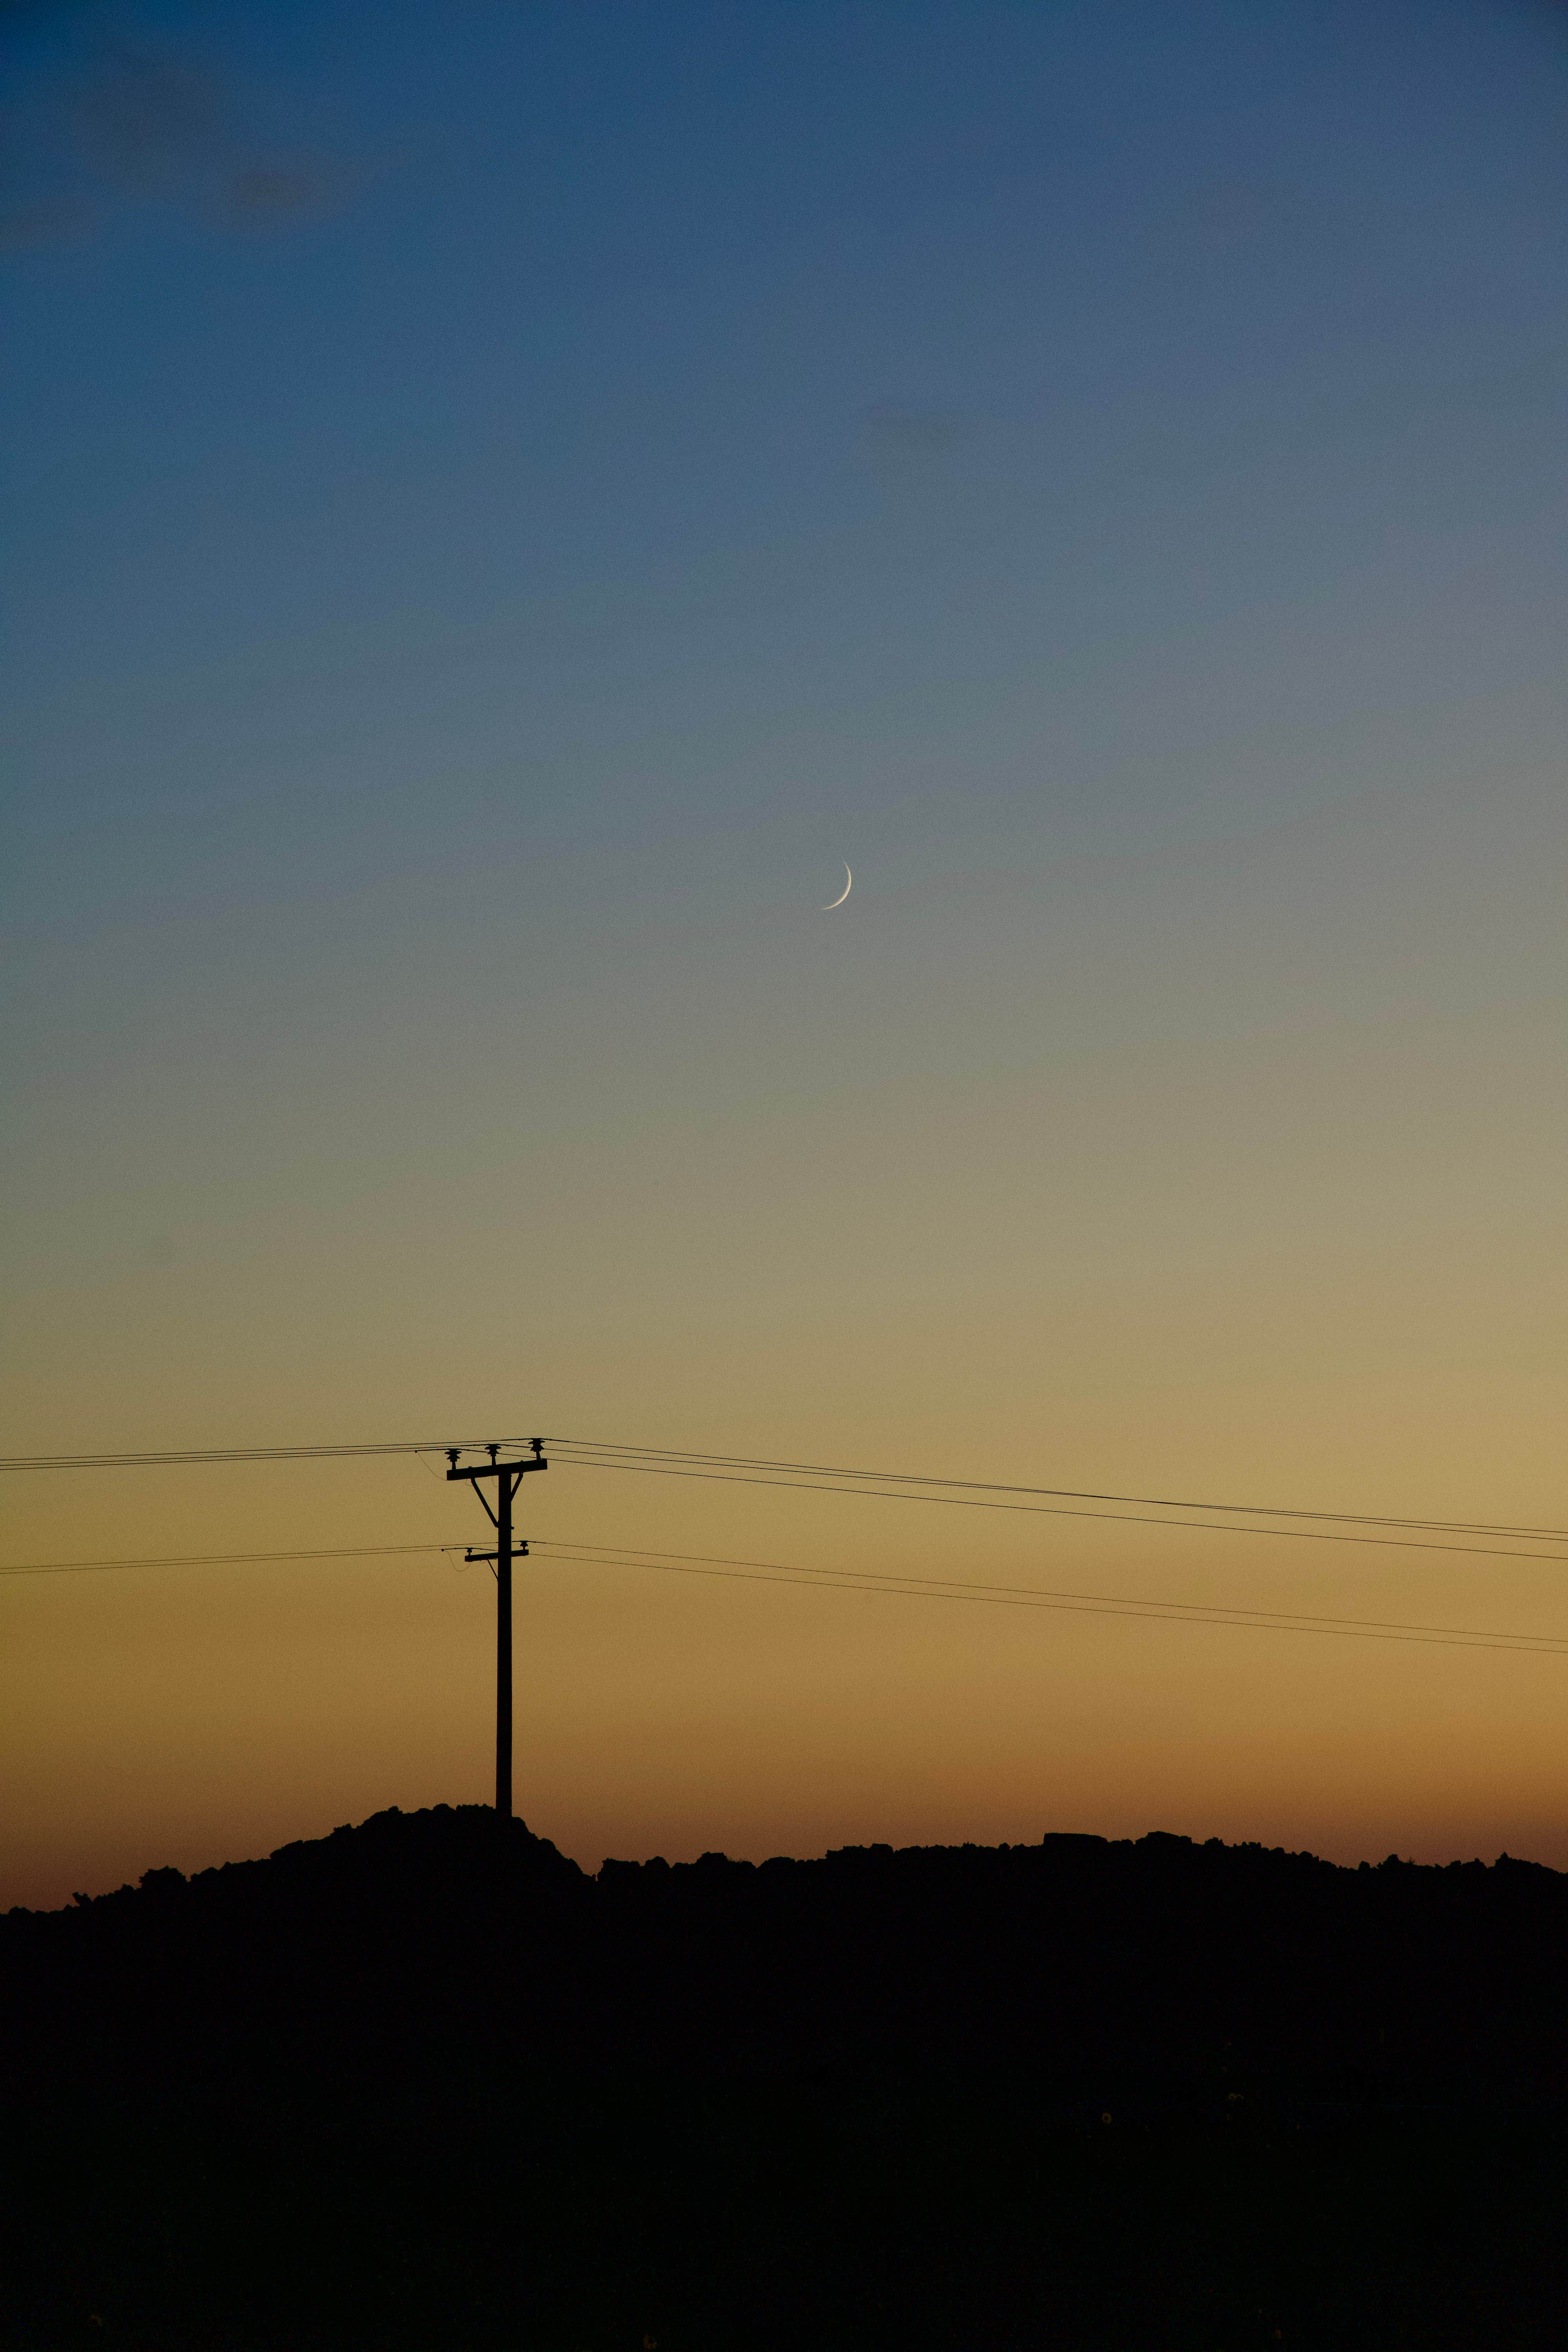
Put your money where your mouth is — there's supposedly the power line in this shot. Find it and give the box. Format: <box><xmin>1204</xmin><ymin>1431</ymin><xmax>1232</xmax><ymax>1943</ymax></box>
<box><xmin>7</xmin><ymin>1535</ymin><xmax>1568</xmax><ymax>1659</ymax></box>
<box><xmin>529</xmin><ymin>1539</ymin><xmax>1568</xmax><ymax>1659</ymax></box>
<box><xmin>546</xmin><ymin>1436</ymin><xmax>1568</xmax><ymax>1542</ymax></box>
<box><xmin>0</xmin><ymin>1543</ymin><xmax>468</xmax><ymax>1577</ymax></box>
<box><xmin>546</xmin><ymin>1452</ymin><xmax>1568</xmax><ymax>1568</ymax></box>
<box><xmin>0</xmin><ymin>1440</ymin><xmax>520</xmax><ymax>1473</ymax></box>
<box><xmin>4</xmin><ymin>1433</ymin><xmax>1559</xmax><ymax>1550</ymax></box>
<box><xmin>4</xmin><ymin>1432</ymin><xmax>1561</xmax><ymax>1570</ymax></box>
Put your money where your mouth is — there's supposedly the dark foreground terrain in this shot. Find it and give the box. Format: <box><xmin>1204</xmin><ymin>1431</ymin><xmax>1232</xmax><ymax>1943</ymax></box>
<box><xmin>4</xmin><ymin>1808</ymin><xmax>1567</xmax><ymax>2349</ymax></box>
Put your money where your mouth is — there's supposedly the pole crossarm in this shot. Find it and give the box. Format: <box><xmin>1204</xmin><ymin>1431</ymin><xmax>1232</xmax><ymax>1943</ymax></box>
<box><xmin>445</xmin><ymin>1440</ymin><xmax>548</xmax><ymax>1485</ymax></box>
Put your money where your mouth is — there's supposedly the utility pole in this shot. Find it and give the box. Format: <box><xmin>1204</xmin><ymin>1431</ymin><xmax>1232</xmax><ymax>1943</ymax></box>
<box><xmin>447</xmin><ymin>1440</ymin><xmax>548</xmax><ymax>1816</ymax></box>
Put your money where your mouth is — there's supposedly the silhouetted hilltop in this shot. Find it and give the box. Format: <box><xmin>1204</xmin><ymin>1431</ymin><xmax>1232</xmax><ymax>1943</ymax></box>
<box><xmin>7</xmin><ymin>1806</ymin><xmax>1568</xmax><ymax>2100</ymax></box>
<box><xmin>7</xmin><ymin>1811</ymin><xmax>1568</xmax><ymax>2348</ymax></box>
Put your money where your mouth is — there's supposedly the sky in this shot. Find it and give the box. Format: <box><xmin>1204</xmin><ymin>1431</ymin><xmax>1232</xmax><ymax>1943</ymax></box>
<box><xmin>2</xmin><ymin>0</ymin><xmax>1566</xmax><ymax>1911</ymax></box>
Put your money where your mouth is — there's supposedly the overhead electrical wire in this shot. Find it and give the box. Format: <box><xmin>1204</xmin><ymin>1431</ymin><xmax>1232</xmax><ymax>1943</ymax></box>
<box><xmin>5</xmin><ymin>1536</ymin><xmax>1568</xmax><ymax>1660</ymax></box>
<box><xmin>527</xmin><ymin>1539</ymin><xmax>1568</xmax><ymax>1658</ymax></box>
<box><xmin>2</xmin><ymin>1434</ymin><xmax>1561</xmax><ymax>1568</ymax></box>
<box><xmin>0</xmin><ymin>1543</ymin><xmax>463</xmax><ymax>1577</ymax></box>
<box><xmin>545</xmin><ymin>1437</ymin><xmax>1568</xmax><ymax>1542</ymax></box>
<box><xmin>0</xmin><ymin>1441</ymin><xmax>521</xmax><ymax>1473</ymax></box>
<box><xmin>546</xmin><ymin>1450</ymin><xmax>1568</xmax><ymax>1567</ymax></box>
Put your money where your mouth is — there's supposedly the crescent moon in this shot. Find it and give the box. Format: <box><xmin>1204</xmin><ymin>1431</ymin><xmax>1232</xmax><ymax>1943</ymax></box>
<box><xmin>823</xmin><ymin>862</ymin><xmax>852</xmax><ymax>910</ymax></box>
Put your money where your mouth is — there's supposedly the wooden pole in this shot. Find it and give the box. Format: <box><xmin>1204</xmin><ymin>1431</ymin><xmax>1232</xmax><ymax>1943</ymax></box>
<box><xmin>446</xmin><ymin>1445</ymin><xmax>547</xmax><ymax>1824</ymax></box>
<box><xmin>496</xmin><ymin>1468</ymin><xmax>514</xmax><ymax>1817</ymax></box>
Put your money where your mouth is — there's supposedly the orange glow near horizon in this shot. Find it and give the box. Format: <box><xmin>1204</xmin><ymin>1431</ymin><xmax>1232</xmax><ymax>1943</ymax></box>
<box><xmin>5</xmin><ymin>1358</ymin><xmax>1567</xmax><ymax>1912</ymax></box>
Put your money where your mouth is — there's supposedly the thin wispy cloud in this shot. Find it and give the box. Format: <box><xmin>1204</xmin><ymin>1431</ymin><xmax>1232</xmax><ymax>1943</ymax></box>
<box><xmin>0</xmin><ymin>38</ymin><xmax>368</xmax><ymax>249</ymax></box>
<box><xmin>857</xmin><ymin>405</ymin><xmax>975</xmax><ymax>510</ymax></box>
<box><xmin>73</xmin><ymin>49</ymin><xmax>226</xmax><ymax>193</ymax></box>
<box><xmin>0</xmin><ymin>191</ymin><xmax>90</xmax><ymax>248</ymax></box>
<box><xmin>860</xmin><ymin>404</ymin><xmax>970</xmax><ymax>465</ymax></box>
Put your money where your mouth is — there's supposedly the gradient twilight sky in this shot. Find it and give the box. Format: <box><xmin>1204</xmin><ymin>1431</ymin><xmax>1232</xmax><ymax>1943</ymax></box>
<box><xmin>4</xmin><ymin>0</ymin><xmax>1566</xmax><ymax>1911</ymax></box>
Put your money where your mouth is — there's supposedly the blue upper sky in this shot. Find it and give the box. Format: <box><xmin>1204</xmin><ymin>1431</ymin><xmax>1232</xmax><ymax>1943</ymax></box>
<box><xmin>3</xmin><ymin>0</ymin><xmax>1565</xmax><ymax>1448</ymax></box>
<box><xmin>9</xmin><ymin>0</ymin><xmax>1564</xmax><ymax>873</ymax></box>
